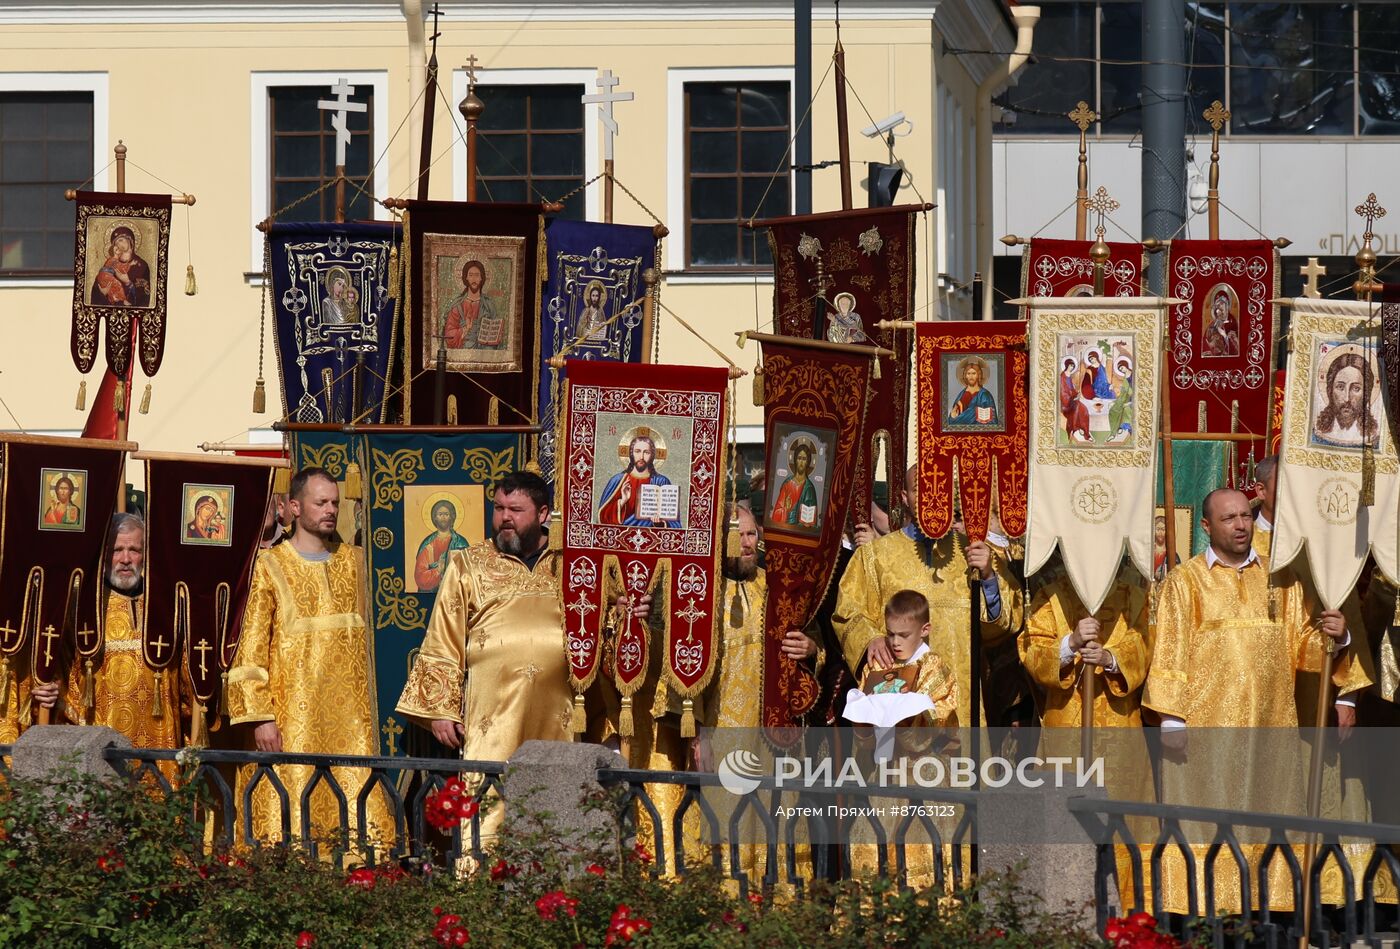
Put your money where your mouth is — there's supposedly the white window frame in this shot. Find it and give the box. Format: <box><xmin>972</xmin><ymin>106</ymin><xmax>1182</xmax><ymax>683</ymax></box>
<box><xmin>450</xmin><ymin>67</ymin><xmax>600</xmax><ymax>219</ymax></box>
<box><xmin>666</xmin><ymin>66</ymin><xmax>795</xmax><ymax>282</ymax></box>
<box><xmin>248</xmin><ymin>70</ymin><xmax>390</xmax><ymax>274</ymax></box>
<box><xmin>0</xmin><ymin>72</ymin><xmax>109</xmax><ymax>287</ymax></box>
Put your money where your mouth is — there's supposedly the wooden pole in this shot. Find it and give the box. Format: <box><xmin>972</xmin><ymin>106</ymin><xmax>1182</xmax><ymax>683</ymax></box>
<box><xmin>1298</xmin><ymin>646</ymin><xmax>1334</xmax><ymax>949</ymax></box>
<box><xmin>603</xmin><ymin>159</ymin><xmax>614</xmax><ymax>224</ymax></box>
<box><xmin>833</xmin><ymin>38</ymin><xmax>853</xmax><ymax>211</ymax></box>
<box><xmin>112</xmin><ymin>142</ymin><xmax>132</xmax><ymax>478</ymax></box>
<box><xmin>1203</xmin><ymin>101</ymin><xmax>1230</xmax><ymax>242</ymax></box>
<box><xmin>417</xmin><ymin>51</ymin><xmax>439</xmax><ymax>202</ymax></box>
<box><xmin>334</xmin><ymin>165</ymin><xmax>346</xmax><ymax>223</ymax></box>
<box><xmin>460</xmin><ymin>61</ymin><xmax>484</xmax><ymax>203</ymax></box>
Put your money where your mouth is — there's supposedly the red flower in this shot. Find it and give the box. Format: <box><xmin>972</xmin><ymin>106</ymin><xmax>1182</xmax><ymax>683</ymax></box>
<box><xmin>1127</xmin><ymin>911</ymin><xmax>1158</xmax><ymax>930</ymax></box>
<box><xmin>535</xmin><ymin>890</ymin><xmax>579</xmax><ymax>921</ymax></box>
<box><xmin>96</xmin><ymin>850</ymin><xmax>124</xmax><ymax>873</ymax></box>
<box><xmin>295</xmin><ymin>933</ymin><xmax>316</xmax><ymax>948</ymax></box>
<box><xmin>631</xmin><ymin>843</ymin><xmax>652</xmax><ymax>864</ymax></box>
<box><xmin>489</xmin><ymin>859</ymin><xmax>520</xmax><ymax>881</ymax></box>
<box><xmin>375</xmin><ymin>864</ymin><xmax>407</xmax><ymax>882</ymax></box>
<box><xmin>443</xmin><ymin>777</ymin><xmax>467</xmax><ymax>796</ymax></box>
<box><xmin>747</xmin><ymin>891</ymin><xmax>763</xmax><ymax>906</ymax></box>
<box><xmin>346</xmin><ymin>867</ymin><xmax>376</xmax><ymax>889</ymax></box>
<box><xmin>586</xmin><ymin>863</ymin><xmax>607</xmax><ymax>878</ymax></box>
<box><xmin>425</xmin><ymin>784</ymin><xmax>481</xmax><ymax>830</ymax></box>
<box><xmin>605</xmin><ymin>904</ymin><xmax>652</xmax><ymax>946</ymax></box>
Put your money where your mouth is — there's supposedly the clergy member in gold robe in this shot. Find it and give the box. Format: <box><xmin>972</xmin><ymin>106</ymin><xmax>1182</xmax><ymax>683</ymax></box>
<box><xmin>1251</xmin><ymin>454</ymin><xmax>1276</xmax><ymax>562</ymax></box>
<box><xmin>396</xmin><ymin>471</ymin><xmax>576</xmax><ymax>845</ymax></box>
<box><xmin>0</xmin><ymin>648</ymin><xmax>58</xmax><ymax>745</ymax></box>
<box><xmin>1143</xmin><ymin>487</ymin><xmax>1371</xmax><ymax>914</ymax></box>
<box><xmin>833</xmin><ymin>465</ymin><xmax>1023</xmax><ymax>728</ymax></box>
<box><xmin>61</xmin><ymin>513</ymin><xmax>184</xmax><ymax>782</ymax></box>
<box><xmin>1022</xmin><ymin>557</ymin><xmax>1154</xmax><ymax>910</ymax></box>
<box><xmin>228</xmin><ymin>467</ymin><xmax>390</xmax><ymax>847</ymax></box>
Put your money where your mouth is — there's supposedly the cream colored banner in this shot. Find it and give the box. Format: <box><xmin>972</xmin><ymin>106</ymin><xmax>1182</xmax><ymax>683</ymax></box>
<box><xmin>1025</xmin><ymin>297</ymin><xmax>1165</xmax><ymax>612</ymax></box>
<box><xmin>1273</xmin><ymin>297</ymin><xmax>1398</xmax><ymax>609</ymax></box>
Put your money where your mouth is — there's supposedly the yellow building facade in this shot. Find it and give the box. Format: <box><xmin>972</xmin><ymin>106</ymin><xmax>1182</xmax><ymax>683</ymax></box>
<box><xmin>0</xmin><ymin>0</ymin><xmax>1019</xmax><ymax>455</ymax></box>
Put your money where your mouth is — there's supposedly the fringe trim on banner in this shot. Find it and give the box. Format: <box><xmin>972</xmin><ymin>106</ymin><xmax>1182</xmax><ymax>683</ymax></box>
<box><xmin>0</xmin><ymin>657</ymin><xmax>9</xmax><ymax>709</ymax></box>
<box><xmin>570</xmin><ymin>692</ymin><xmax>587</xmax><ymax>734</ymax></box>
<box><xmin>82</xmin><ymin>660</ymin><xmax>94</xmax><ymax>709</ymax></box>
<box><xmin>75</xmin><ymin>380</ymin><xmax>87</xmax><ymax>411</ymax></box>
<box><xmin>189</xmin><ymin>702</ymin><xmax>210</xmax><ymax>748</ymax></box>
<box><xmin>139</xmin><ymin>384</ymin><xmax>151</xmax><ymax>415</ymax></box>
<box><xmin>152</xmin><ymin>671</ymin><xmax>164</xmax><ymax>720</ymax></box>
<box><xmin>253</xmin><ymin>376</ymin><xmax>266</xmax><ymax>414</ymax></box>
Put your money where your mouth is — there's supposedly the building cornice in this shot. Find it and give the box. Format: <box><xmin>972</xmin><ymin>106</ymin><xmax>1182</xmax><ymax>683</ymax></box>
<box><xmin>0</xmin><ymin>0</ymin><xmax>948</xmax><ymax>25</ymax></box>
<box><xmin>934</xmin><ymin>0</ymin><xmax>1016</xmax><ymax>87</ymax></box>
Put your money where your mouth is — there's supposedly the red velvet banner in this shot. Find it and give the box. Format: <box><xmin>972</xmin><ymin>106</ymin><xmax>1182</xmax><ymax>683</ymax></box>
<box><xmin>141</xmin><ymin>455</ymin><xmax>275</xmax><ymax>711</ymax></box>
<box><xmin>760</xmin><ymin>205</ymin><xmax>921</xmax><ymax>524</ymax></box>
<box><xmin>758</xmin><ymin>338</ymin><xmax>873</xmax><ymax>730</ymax></box>
<box><xmin>1165</xmin><ymin>240</ymin><xmax>1278</xmax><ymax>440</ymax></box>
<box><xmin>1021</xmin><ymin>238</ymin><xmax>1144</xmax><ymax>317</ymax></box>
<box><xmin>560</xmin><ymin>360</ymin><xmax>728</xmax><ymax>732</ymax></box>
<box><xmin>402</xmin><ymin>200</ymin><xmax>546</xmax><ymax>425</ymax></box>
<box><xmin>914</xmin><ymin>321</ymin><xmax>1029</xmax><ymax>541</ymax></box>
<box><xmin>0</xmin><ymin>436</ymin><xmax>129</xmax><ymax>687</ymax></box>
<box><xmin>71</xmin><ymin>191</ymin><xmax>172</xmax><ymax>379</ymax></box>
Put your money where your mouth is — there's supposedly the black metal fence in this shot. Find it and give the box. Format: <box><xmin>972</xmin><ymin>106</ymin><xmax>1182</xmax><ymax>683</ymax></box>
<box><xmin>1069</xmin><ymin>796</ymin><xmax>1400</xmax><ymax>949</ymax></box>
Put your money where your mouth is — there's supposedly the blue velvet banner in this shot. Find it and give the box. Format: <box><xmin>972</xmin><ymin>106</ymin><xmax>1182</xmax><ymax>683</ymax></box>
<box><xmin>537</xmin><ymin>219</ymin><xmax>657</xmax><ymax>479</ymax></box>
<box><xmin>271</xmin><ymin>222</ymin><xmax>399</xmax><ymax>425</ymax></box>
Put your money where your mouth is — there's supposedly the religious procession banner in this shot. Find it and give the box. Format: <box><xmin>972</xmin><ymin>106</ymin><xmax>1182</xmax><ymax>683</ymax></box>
<box><xmin>537</xmin><ymin>219</ymin><xmax>660</xmax><ymax>482</ymax></box>
<box><xmin>560</xmin><ymin>360</ymin><xmax>728</xmax><ymax>738</ymax></box>
<box><xmin>756</xmin><ymin>335</ymin><xmax>874</xmax><ymax>730</ymax></box>
<box><xmin>1382</xmin><ymin>304</ymin><xmax>1400</xmax><ymax>448</ymax></box>
<box><xmin>0</xmin><ymin>434</ymin><xmax>131</xmax><ymax>699</ymax></box>
<box><xmin>913</xmin><ymin>320</ymin><xmax>1028</xmax><ymax>541</ymax></box>
<box><xmin>1025</xmin><ymin>297</ymin><xmax>1164</xmax><ymax>612</ymax></box>
<box><xmin>138</xmin><ymin>452</ymin><xmax>277</xmax><ymax>743</ymax></box>
<box><xmin>1273</xmin><ymin>298</ymin><xmax>1399</xmax><ymax>609</ymax></box>
<box><xmin>71</xmin><ymin>191</ymin><xmax>172</xmax><ymax>379</ymax></box>
<box><xmin>758</xmin><ymin>205</ymin><xmax>924</xmax><ymax>523</ymax></box>
<box><xmin>1020</xmin><ymin>238</ymin><xmax>1144</xmax><ymax>318</ymax></box>
<box><xmin>269</xmin><ymin>222</ymin><xmax>400</xmax><ymax>425</ymax></box>
<box><xmin>401</xmin><ymin>200</ymin><xmax>546</xmax><ymax>426</ymax></box>
<box><xmin>1164</xmin><ymin>240</ymin><xmax>1278</xmax><ymax>439</ymax></box>
<box><xmin>361</xmin><ymin>429</ymin><xmax>526</xmax><ymax>756</ymax></box>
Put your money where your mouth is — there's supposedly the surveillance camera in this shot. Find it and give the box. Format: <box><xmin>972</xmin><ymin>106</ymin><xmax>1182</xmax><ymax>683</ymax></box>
<box><xmin>862</xmin><ymin>112</ymin><xmax>909</xmax><ymax>138</ymax></box>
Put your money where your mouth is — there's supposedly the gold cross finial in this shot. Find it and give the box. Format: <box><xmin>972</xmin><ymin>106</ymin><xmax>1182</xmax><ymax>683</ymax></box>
<box><xmin>464</xmin><ymin>53</ymin><xmax>480</xmax><ymax>87</ymax></box>
<box><xmin>1203</xmin><ymin>100</ymin><xmax>1230</xmax><ymax>133</ymax></box>
<box><xmin>1068</xmin><ymin>101</ymin><xmax>1097</xmax><ymax>133</ymax></box>
<box><xmin>192</xmin><ymin>639</ymin><xmax>213</xmax><ymax>678</ymax></box>
<box><xmin>39</xmin><ymin>625</ymin><xmax>58</xmax><ymax>664</ymax></box>
<box><xmin>382</xmin><ymin>716</ymin><xmax>404</xmax><ymax>756</ymax></box>
<box><xmin>1356</xmin><ymin>193</ymin><xmax>1387</xmax><ymax>243</ymax></box>
<box><xmin>1087</xmin><ymin>186</ymin><xmax>1119</xmax><ymax>241</ymax></box>
<box><xmin>1300</xmin><ymin>258</ymin><xmax>1327</xmax><ymax>299</ymax></box>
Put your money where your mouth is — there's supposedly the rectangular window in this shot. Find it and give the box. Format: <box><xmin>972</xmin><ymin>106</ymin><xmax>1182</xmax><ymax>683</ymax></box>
<box><xmin>1359</xmin><ymin>3</ymin><xmax>1400</xmax><ymax>134</ymax></box>
<box><xmin>474</xmin><ymin>84</ymin><xmax>586</xmax><ymax>219</ymax></box>
<box><xmin>268</xmin><ymin>85</ymin><xmax>374</xmax><ymax>223</ymax></box>
<box><xmin>685</xmin><ymin>80</ymin><xmax>791</xmax><ymax>269</ymax></box>
<box><xmin>0</xmin><ymin>92</ymin><xmax>93</xmax><ymax>274</ymax></box>
<box><xmin>1228</xmin><ymin>2</ymin><xmax>1354</xmax><ymax>135</ymax></box>
<box><xmin>995</xmin><ymin>3</ymin><xmax>1096</xmax><ymax>134</ymax></box>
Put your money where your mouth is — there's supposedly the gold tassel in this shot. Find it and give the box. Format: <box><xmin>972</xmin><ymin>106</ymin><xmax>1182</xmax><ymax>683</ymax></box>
<box><xmin>680</xmin><ymin>699</ymin><xmax>696</xmax><ymax>739</ymax></box>
<box><xmin>253</xmin><ymin>376</ymin><xmax>267</xmax><ymax>414</ymax></box>
<box><xmin>273</xmin><ymin>466</ymin><xmax>290</xmax><ymax>495</ymax></box>
<box><xmin>1362</xmin><ymin>446</ymin><xmax>1376</xmax><ymax>507</ymax></box>
<box><xmin>344</xmin><ymin>462</ymin><xmax>362</xmax><ymax>497</ymax></box>
<box><xmin>871</xmin><ymin>356</ymin><xmax>881</xmax><ymax>380</ymax></box>
<box><xmin>569</xmin><ymin>693</ymin><xmax>587</xmax><ymax>734</ymax></box>
<box><xmin>446</xmin><ymin>395</ymin><xmax>458</xmax><ymax>425</ymax></box>
<box><xmin>75</xmin><ymin>379</ymin><xmax>87</xmax><ymax>411</ymax></box>
<box><xmin>189</xmin><ymin>702</ymin><xmax>210</xmax><ymax>749</ymax></box>
<box><xmin>548</xmin><ymin>510</ymin><xmax>564</xmax><ymax>551</ymax></box>
<box><xmin>752</xmin><ymin>366</ymin><xmax>765</xmax><ymax>406</ymax></box>
<box><xmin>220</xmin><ymin>671</ymin><xmax>230</xmax><ymax>713</ymax></box>
<box><xmin>151</xmin><ymin>670</ymin><xmax>164</xmax><ymax>720</ymax></box>
<box><xmin>113</xmin><ymin>380</ymin><xmax>126</xmax><ymax>414</ymax></box>
<box><xmin>184</xmin><ymin>263</ymin><xmax>197</xmax><ymax>296</ymax></box>
<box><xmin>82</xmin><ymin>659</ymin><xmax>94</xmax><ymax>709</ymax></box>
<box><xmin>387</xmin><ymin>246</ymin><xmax>400</xmax><ymax>300</ymax></box>
<box><xmin>726</xmin><ymin>516</ymin><xmax>741</xmax><ymax>558</ymax></box>
<box><xmin>1197</xmin><ymin>401</ymin><xmax>1207</xmax><ymax>433</ymax></box>
<box><xmin>0</xmin><ymin>657</ymin><xmax>10</xmax><ymax>710</ymax></box>
<box><xmin>139</xmin><ymin>384</ymin><xmax>151</xmax><ymax>415</ymax></box>
<box><xmin>488</xmin><ymin>396</ymin><xmax>500</xmax><ymax>426</ymax></box>
<box><xmin>618</xmin><ymin>695</ymin><xmax>634</xmax><ymax>737</ymax></box>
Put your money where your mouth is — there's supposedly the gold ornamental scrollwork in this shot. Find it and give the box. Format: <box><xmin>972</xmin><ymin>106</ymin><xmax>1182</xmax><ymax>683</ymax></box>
<box><xmin>371</xmin><ymin>448</ymin><xmax>425</xmax><ymax>510</ymax></box>
<box><xmin>299</xmin><ymin>442</ymin><xmax>349</xmax><ymax>479</ymax></box>
<box><xmin>462</xmin><ymin>446</ymin><xmax>517</xmax><ymax>486</ymax></box>
<box><xmin>374</xmin><ymin>567</ymin><xmax>427</xmax><ymax>632</ymax></box>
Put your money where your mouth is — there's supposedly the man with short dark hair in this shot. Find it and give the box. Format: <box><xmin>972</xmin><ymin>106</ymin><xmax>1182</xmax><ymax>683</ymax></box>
<box><xmin>229</xmin><ymin>466</ymin><xmax>390</xmax><ymax>842</ymax></box>
<box><xmin>1251</xmin><ymin>454</ymin><xmax>1278</xmax><ymax>561</ymax></box>
<box><xmin>398</xmin><ymin>470</ymin><xmax>574</xmax><ymax>767</ymax></box>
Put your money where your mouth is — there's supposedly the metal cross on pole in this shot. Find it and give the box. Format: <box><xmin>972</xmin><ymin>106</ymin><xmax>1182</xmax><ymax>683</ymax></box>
<box><xmin>318</xmin><ymin>79</ymin><xmax>367</xmax><ymax>222</ymax></box>
<box><xmin>582</xmin><ymin>69</ymin><xmax>634</xmax><ymax>223</ymax></box>
<box><xmin>1068</xmin><ymin>101</ymin><xmax>1098</xmax><ymax>241</ymax></box>
<box><xmin>1300</xmin><ymin>258</ymin><xmax>1327</xmax><ymax>299</ymax></box>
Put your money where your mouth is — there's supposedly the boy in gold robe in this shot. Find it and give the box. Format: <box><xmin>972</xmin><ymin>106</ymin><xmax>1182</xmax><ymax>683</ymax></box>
<box><xmin>229</xmin><ymin>467</ymin><xmax>391</xmax><ymax>848</ymax></box>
